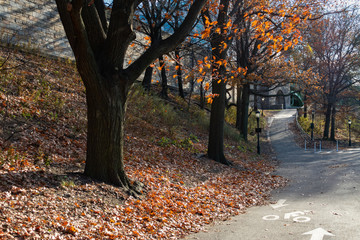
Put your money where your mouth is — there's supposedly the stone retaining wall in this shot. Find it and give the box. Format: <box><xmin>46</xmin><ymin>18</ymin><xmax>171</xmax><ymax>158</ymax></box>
<box><xmin>0</xmin><ymin>0</ymin><xmax>73</xmax><ymax>59</ymax></box>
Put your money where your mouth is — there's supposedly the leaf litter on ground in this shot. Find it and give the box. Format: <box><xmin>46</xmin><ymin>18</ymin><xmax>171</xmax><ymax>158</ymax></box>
<box><xmin>0</xmin><ymin>46</ymin><xmax>287</xmax><ymax>239</ymax></box>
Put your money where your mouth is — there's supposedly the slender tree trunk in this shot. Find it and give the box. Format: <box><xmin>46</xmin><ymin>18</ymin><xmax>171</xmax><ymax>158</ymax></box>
<box><xmin>175</xmin><ymin>49</ymin><xmax>185</xmax><ymax>98</ymax></box>
<box><xmin>323</xmin><ymin>102</ymin><xmax>332</xmax><ymax>139</ymax></box>
<box><xmin>187</xmin><ymin>76</ymin><xmax>194</xmax><ymax>111</ymax></box>
<box><xmin>253</xmin><ymin>84</ymin><xmax>258</xmax><ymax>111</ymax></box>
<box><xmin>207</xmin><ymin>0</ymin><xmax>232</xmax><ymax>165</ymax></box>
<box><xmin>142</xmin><ymin>66</ymin><xmax>153</xmax><ymax>91</ymax></box>
<box><xmin>159</xmin><ymin>55</ymin><xmax>168</xmax><ymax>98</ymax></box>
<box><xmin>236</xmin><ymin>83</ymin><xmax>243</xmax><ymax>131</ymax></box>
<box><xmin>208</xmin><ymin>66</ymin><xmax>230</xmax><ymax>165</ymax></box>
<box><xmin>200</xmin><ymin>81</ymin><xmax>205</xmax><ymax>108</ymax></box>
<box><xmin>303</xmin><ymin>91</ymin><xmax>307</xmax><ymax>118</ymax></box>
<box><xmin>330</xmin><ymin>104</ymin><xmax>336</xmax><ymax>141</ymax></box>
<box><xmin>240</xmin><ymin>83</ymin><xmax>250</xmax><ymax>141</ymax></box>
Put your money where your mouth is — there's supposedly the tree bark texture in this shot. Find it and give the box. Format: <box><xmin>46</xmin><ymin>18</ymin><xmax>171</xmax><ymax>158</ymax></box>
<box><xmin>84</xmin><ymin>80</ymin><xmax>130</xmax><ymax>188</ymax></box>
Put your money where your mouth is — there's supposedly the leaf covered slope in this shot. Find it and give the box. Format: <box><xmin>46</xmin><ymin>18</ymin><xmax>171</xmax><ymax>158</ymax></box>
<box><xmin>0</xmin><ymin>47</ymin><xmax>286</xmax><ymax>239</ymax></box>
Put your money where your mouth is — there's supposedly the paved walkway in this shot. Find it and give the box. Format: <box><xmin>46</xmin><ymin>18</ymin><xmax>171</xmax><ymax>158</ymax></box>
<box><xmin>185</xmin><ymin>109</ymin><xmax>360</xmax><ymax>240</ymax></box>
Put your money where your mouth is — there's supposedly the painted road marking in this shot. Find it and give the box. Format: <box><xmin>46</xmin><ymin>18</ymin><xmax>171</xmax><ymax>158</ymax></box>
<box><xmin>262</xmin><ymin>211</ymin><xmax>310</xmax><ymax>222</ymax></box>
<box><xmin>263</xmin><ymin>200</ymin><xmax>335</xmax><ymax>239</ymax></box>
<box><xmin>302</xmin><ymin>228</ymin><xmax>335</xmax><ymax>240</ymax></box>
<box><xmin>270</xmin><ymin>199</ymin><xmax>288</xmax><ymax>209</ymax></box>
<box><xmin>262</xmin><ymin>215</ymin><xmax>280</xmax><ymax>221</ymax></box>
<box><xmin>284</xmin><ymin>211</ymin><xmax>305</xmax><ymax>220</ymax></box>
<box><xmin>292</xmin><ymin>216</ymin><xmax>311</xmax><ymax>222</ymax></box>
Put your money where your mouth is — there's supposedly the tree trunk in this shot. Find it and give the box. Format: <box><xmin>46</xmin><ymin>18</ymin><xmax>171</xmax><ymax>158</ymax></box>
<box><xmin>208</xmin><ymin>66</ymin><xmax>230</xmax><ymax>165</ymax></box>
<box><xmin>159</xmin><ymin>55</ymin><xmax>168</xmax><ymax>98</ymax></box>
<box><xmin>253</xmin><ymin>84</ymin><xmax>258</xmax><ymax>111</ymax></box>
<box><xmin>142</xmin><ymin>66</ymin><xmax>153</xmax><ymax>91</ymax></box>
<box><xmin>206</xmin><ymin>0</ymin><xmax>232</xmax><ymax>165</ymax></box>
<box><xmin>175</xmin><ymin>49</ymin><xmax>185</xmax><ymax>98</ymax></box>
<box><xmin>330</xmin><ymin>104</ymin><xmax>336</xmax><ymax>141</ymax></box>
<box><xmin>323</xmin><ymin>102</ymin><xmax>332</xmax><ymax>139</ymax></box>
<box><xmin>84</xmin><ymin>87</ymin><xmax>128</xmax><ymax>186</ymax></box>
<box><xmin>200</xmin><ymin>81</ymin><xmax>205</xmax><ymax>108</ymax></box>
<box><xmin>236</xmin><ymin>83</ymin><xmax>242</xmax><ymax>131</ymax></box>
<box><xmin>303</xmin><ymin>91</ymin><xmax>307</xmax><ymax>118</ymax></box>
<box><xmin>187</xmin><ymin>76</ymin><xmax>195</xmax><ymax>111</ymax></box>
<box><xmin>83</xmin><ymin>75</ymin><xmax>140</xmax><ymax>195</ymax></box>
<box><xmin>240</xmin><ymin>83</ymin><xmax>250</xmax><ymax>141</ymax></box>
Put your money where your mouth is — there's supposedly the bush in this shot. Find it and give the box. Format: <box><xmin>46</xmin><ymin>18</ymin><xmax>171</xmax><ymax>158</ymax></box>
<box><xmin>225</xmin><ymin>106</ymin><xmax>236</xmax><ymax>126</ymax></box>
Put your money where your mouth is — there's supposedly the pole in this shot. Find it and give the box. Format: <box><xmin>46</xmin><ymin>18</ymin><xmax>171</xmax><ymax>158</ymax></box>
<box><xmin>305</xmin><ymin>140</ymin><xmax>307</xmax><ymax>151</ymax></box>
<box><xmin>319</xmin><ymin>141</ymin><xmax>322</xmax><ymax>152</ymax></box>
<box><xmin>336</xmin><ymin>140</ymin><xmax>338</xmax><ymax>152</ymax></box>
<box><xmin>349</xmin><ymin>123</ymin><xmax>352</xmax><ymax>147</ymax></box>
<box><xmin>314</xmin><ymin>142</ymin><xmax>316</xmax><ymax>153</ymax></box>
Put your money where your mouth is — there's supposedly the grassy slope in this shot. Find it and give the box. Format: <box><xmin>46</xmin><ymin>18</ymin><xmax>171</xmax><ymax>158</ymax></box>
<box><xmin>0</xmin><ymin>46</ymin><xmax>286</xmax><ymax>239</ymax></box>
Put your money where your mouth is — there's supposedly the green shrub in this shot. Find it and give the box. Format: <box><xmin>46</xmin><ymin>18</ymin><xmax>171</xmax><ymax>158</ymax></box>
<box><xmin>157</xmin><ymin>137</ymin><xmax>175</xmax><ymax>147</ymax></box>
<box><xmin>298</xmin><ymin>116</ymin><xmax>311</xmax><ymax>132</ymax></box>
<box><xmin>225</xmin><ymin>106</ymin><xmax>236</xmax><ymax>126</ymax></box>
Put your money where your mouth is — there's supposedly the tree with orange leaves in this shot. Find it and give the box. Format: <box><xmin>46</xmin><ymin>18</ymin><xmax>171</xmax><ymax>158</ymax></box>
<box><xmin>201</xmin><ymin>0</ymin><xmax>323</xmax><ymax>164</ymax></box>
<box><xmin>230</xmin><ymin>0</ymin><xmax>318</xmax><ymax>140</ymax></box>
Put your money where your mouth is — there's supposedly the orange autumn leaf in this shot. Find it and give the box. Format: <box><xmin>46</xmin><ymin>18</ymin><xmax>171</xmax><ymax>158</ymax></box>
<box><xmin>204</xmin><ymin>82</ymin><xmax>210</xmax><ymax>91</ymax></box>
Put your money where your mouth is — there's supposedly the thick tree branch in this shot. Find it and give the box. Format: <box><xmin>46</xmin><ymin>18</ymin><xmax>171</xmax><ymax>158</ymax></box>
<box><xmin>81</xmin><ymin>3</ymin><xmax>107</xmax><ymax>57</ymax></box>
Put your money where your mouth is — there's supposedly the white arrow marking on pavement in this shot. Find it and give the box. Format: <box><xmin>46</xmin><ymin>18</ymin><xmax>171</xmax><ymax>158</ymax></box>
<box><xmin>284</xmin><ymin>211</ymin><xmax>304</xmax><ymax>219</ymax></box>
<box><xmin>270</xmin><ymin>199</ymin><xmax>288</xmax><ymax>209</ymax></box>
<box><xmin>302</xmin><ymin>228</ymin><xmax>335</xmax><ymax>240</ymax></box>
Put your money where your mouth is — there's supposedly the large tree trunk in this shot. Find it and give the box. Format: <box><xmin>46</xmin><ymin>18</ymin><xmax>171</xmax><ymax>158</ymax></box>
<box><xmin>84</xmin><ymin>82</ymin><xmax>131</xmax><ymax>188</ymax></box>
<box><xmin>208</xmin><ymin>66</ymin><xmax>230</xmax><ymax>165</ymax></box>
<box><xmin>142</xmin><ymin>66</ymin><xmax>153</xmax><ymax>91</ymax></box>
<box><xmin>330</xmin><ymin>104</ymin><xmax>336</xmax><ymax>141</ymax></box>
<box><xmin>159</xmin><ymin>55</ymin><xmax>168</xmax><ymax>98</ymax></box>
<box><xmin>235</xmin><ymin>83</ymin><xmax>242</xmax><ymax>131</ymax></box>
<box><xmin>240</xmin><ymin>83</ymin><xmax>250</xmax><ymax>141</ymax></box>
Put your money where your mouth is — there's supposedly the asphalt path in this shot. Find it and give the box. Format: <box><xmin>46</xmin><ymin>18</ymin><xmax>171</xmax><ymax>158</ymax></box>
<box><xmin>185</xmin><ymin>109</ymin><xmax>360</xmax><ymax>240</ymax></box>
